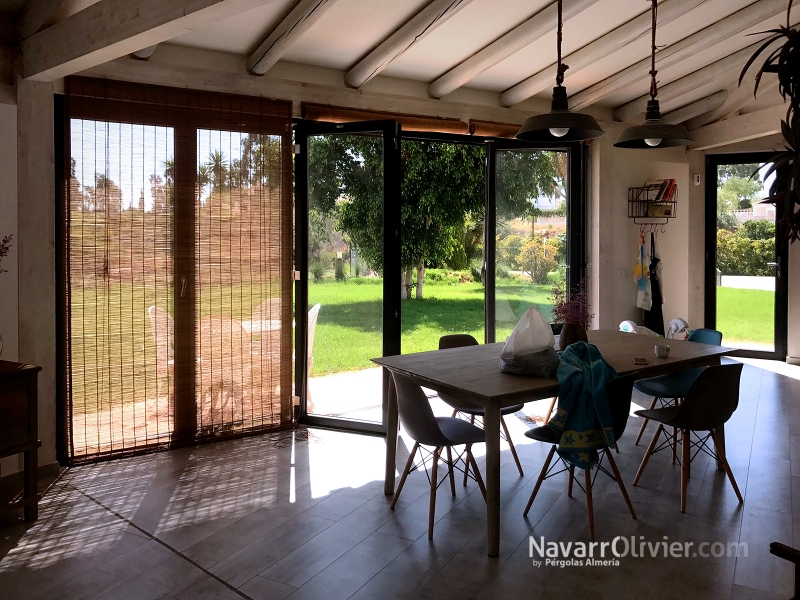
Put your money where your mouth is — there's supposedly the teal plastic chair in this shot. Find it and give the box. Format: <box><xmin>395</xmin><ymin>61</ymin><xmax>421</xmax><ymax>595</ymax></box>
<box><xmin>633</xmin><ymin>329</ymin><xmax>723</xmax><ymax>453</ymax></box>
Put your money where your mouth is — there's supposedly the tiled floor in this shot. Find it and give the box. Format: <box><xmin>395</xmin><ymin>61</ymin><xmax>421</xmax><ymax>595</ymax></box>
<box><xmin>1</xmin><ymin>359</ymin><xmax>799</xmax><ymax>599</ymax></box>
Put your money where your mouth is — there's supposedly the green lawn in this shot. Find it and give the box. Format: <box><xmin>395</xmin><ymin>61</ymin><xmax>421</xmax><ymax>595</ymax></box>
<box><xmin>309</xmin><ymin>278</ymin><xmax>554</xmax><ymax>376</ymax></box>
<box><xmin>716</xmin><ymin>286</ymin><xmax>774</xmax><ymax>345</ymax></box>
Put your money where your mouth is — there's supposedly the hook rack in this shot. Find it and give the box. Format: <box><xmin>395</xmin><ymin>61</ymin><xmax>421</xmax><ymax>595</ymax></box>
<box><xmin>637</xmin><ymin>222</ymin><xmax>666</xmax><ymax>235</ymax></box>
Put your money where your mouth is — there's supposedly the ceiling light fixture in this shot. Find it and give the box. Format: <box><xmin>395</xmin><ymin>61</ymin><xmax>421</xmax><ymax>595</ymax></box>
<box><xmin>516</xmin><ymin>0</ymin><xmax>604</xmax><ymax>143</ymax></box>
<box><xmin>614</xmin><ymin>0</ymin><xmax>693</xmax><ymax>149</ymax></box>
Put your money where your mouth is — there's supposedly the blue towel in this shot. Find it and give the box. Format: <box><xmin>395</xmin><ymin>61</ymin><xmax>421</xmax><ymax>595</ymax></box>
<box><xmin>547</xmin><ymin>342</ymin><xmax>617</xmax><ymax>469</ymax></box>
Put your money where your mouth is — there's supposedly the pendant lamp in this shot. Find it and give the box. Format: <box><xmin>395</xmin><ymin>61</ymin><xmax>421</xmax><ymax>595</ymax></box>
<box><xmin>516</xmin><ymin>0</ymin><xmax>604</xmax><ymax>142</ymax></box>
<box><xmin>614</xmin><ymin>0</ymin><xmax>692</xmax><ymax>148</ymax></box>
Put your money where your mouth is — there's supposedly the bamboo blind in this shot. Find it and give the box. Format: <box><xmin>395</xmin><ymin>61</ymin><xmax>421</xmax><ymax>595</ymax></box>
<box><xmin>64</xmin><ymin>77</ymin><xmax>293</xmax><ymax>462</ymax></box>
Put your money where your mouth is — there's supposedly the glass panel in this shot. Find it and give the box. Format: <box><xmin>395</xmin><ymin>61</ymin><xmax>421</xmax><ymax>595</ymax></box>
<box><xmin>69</xmin><ymin>119</ymin><xmax>174</xmax><ymax>456</ymax></box>
<box><xmin>195</xmin><ymin>130</ymin><xmax>286</xmax><ymax>432</ymax></box>
<box><xmin>494</xmin><ymin>149</ymin><xmax>568</xmax><ymax>340</ymax></box>
<box><xmin>306</xmin><ymin>133</ymin><xmax>384</xmax><ymax>423</ymax></box>
<box><xmin>715</xmin><ymin>162</ymin><xmax>776</xmax><ymax>352</ymax></box>
<box><xmin>400</xmin><ymin>140</ymin><xmax>486</xmax><ymax>353</ymax></box>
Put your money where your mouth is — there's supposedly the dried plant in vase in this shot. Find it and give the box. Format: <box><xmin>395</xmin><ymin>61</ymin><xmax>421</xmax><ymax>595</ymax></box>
<box><xmin>551</xmin><ymin>279</ymin><xmax>593</xmax><ymax>351</ymax></box>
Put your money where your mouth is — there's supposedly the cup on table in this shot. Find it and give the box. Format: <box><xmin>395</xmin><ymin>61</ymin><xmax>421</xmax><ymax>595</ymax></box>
<box><xmin>654</xmin><ymin>343</ymin><xmax>670</xmax><ymax>358</ymax></box>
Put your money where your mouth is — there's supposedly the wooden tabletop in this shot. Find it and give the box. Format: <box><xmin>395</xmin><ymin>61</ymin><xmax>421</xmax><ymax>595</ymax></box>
<box><xmin>371</xmin><ymin>329</ymin><xmax>737</xmax><ymax>407</ymax></box>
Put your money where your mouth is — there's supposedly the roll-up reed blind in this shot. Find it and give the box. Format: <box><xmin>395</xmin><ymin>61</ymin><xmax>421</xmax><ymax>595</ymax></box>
<box><xmin>64</xmin><ymin>77</ymin><xmax>293</xmax><ymax>462</ymax></box>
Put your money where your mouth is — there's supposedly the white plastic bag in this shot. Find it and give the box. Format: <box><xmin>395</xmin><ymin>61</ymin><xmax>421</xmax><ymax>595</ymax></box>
<box><xmin>501</xmin><ymin>306</ymin><xmax>554</xmax><ymax>360</ymax></box>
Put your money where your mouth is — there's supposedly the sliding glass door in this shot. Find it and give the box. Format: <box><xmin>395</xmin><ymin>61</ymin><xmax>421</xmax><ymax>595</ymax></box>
<box><xmin>295</xmin><ymin>121</ymin><xmax>400</xmax><ymax>432</ymax></box>
<box><xmin>705</xmin><ymin>153</ymin><xmax>788</xmax><ymax>359</ymax></box>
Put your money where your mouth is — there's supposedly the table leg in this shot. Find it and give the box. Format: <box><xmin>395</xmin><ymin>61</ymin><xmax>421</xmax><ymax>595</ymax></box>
<box><xmin>384</xmin><ymin>372</ymin><xmax>399</xmax><ymax>495</ymax></box>
<box><xmin>483</xmin><ymin>403</ymin><xmax>501</xmax><ymax>557</ymax></box>
<box><xmin>715</xmin><ymin>424</ymin><xmax>725</xmax><ymax>472</ymax></box>
<box><xmin>23</xmin><ymin>445</ymin><xmax>38</xmax><ymax>522</ymax></box>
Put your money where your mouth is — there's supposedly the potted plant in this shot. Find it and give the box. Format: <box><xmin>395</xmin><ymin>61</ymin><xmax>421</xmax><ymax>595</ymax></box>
<box><xmin>550</xmin><ymin>279</ymin><xmax>593</xmax><ymax>351</ymax></box>
<box><xmin>739</xmin><ymin>0</ymin><xmax>799</xmax><ymax>244</ymax></box>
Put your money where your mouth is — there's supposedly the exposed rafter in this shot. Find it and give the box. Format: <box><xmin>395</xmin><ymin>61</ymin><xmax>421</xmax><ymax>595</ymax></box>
<box><xmin>613</xmin><ymin>42</ymin><xmax>760</xmax><ymax>122</ymax></box>
<box><xmin>21</xmin><ymin>0</ymin><xmax>279</xmax><ymax>81</ymax></box>
<box><xmin>569</xmin><ymin>0</ymin><xmax>791</xmax><ymax>110</ymax></box>
<box><xmin>662</xmin><ymin>90</ymin><xmax>727</xmax><ymax>124</ymax></box>
<box><xmin>345</xmin><ymin>0</ymin><xmax>473</xmax><ymax>89</ymax></box>
<box><xmin>689</xmin><ymin>102</ymin><xmax>786</xmax><ymax>151</ymax></box>
<box><xmin>686</xmin><ymin>75</ymin><xmax>779</xmax><ymax>129</ymax></box>
<box><xmin>247</xmin><ymin>0</ymin><xmax>338</xmax><ymax>75</ymax></box>
<box><xmin>498</xmin><ymin>0</ymin><xmax>707</xmax><ymax>108</ymax></box>
<box><xmin>427</xmin><ymin>0</ymin><xmax>600</xmax><ymax>99</ymax></box>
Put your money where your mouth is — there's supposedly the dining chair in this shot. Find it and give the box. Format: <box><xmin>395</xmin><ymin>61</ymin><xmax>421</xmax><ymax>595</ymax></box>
<box><xmin>523</xmin><ymin>372</ymin><xmax>638</xmax><ymax>542</ymax></box>
<box><xmin>391</xmin><ymin>371</ymin><xmax>487</xmax><ymax>540</ymax></box>
<box><xmin>633</xmin><ymin>328</ymin><xmax>723</xmax><ymax>457</ymax></box>
<box><xmin>632</xmin><ymin>362</ymin><xmax>744</xmax><ymax>513</ymax></box>
<box><xmin>438</xmin><ymin>334</ymin><xmax>525</xmax><ymax>477</ymax></box>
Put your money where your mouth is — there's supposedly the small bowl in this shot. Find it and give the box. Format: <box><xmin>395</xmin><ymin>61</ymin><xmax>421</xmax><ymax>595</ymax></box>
<box><xmin>654</xmin><ymin>344</ymin><xmax>671</xmax><ymax>359</ymax></box>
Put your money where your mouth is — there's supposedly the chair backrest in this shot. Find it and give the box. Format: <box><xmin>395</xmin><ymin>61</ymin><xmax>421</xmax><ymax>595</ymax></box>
<box><xmin>392</xmin><ymin>371</ymin><xmax>449</xmax><ymax>447</ymax></box>
<box><xmin>687</xmin><ymin>328</ymin><xmax>723</xmax><ymax>345</ymax></box>
<box><xmin>307</xmin><ymin>304</ymin><xmax>321</xmax><ymax>373</ymax></box>
<box><xmin>438</xmin><ymin>334</ymin><xmax>479</xmax><ymax>350</ymax></box>
<box><xmin>148</xmin><ymin>306</ymin><xmax>174</xmax><ymax>364</ymax></box>
<box><xmin>605</xmin><ymin>372</ymin><xmax>638</xmax><ymax>443</ymax></box>
<box><xmin>672</xmin><ymin>363</ymin><xmax>743</xmax><ymax>431</ymax></box>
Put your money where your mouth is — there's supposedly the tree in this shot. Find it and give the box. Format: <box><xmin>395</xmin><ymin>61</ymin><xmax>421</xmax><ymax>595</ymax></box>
<box><xmin>719</xmin><ymin>163</ymin><xmax>761</xmax><ymax>180</ymax></box>
<box><xmin>196</xmin><ymin>164</ymin><xmax>212</xmax><ymax>204</ymax></box>
<box><xmin>307</xmin><ymin>136</ymin><xmax>561</xmax><ymax>299</ymax></box>
<box><xmin>516</xmin><ymin>237</ymin><xmax>558</xmax><ymax>284</ymax></box>
<box><xmin>738</xmin><ymin>219</ymin><xmax>775</xmax><ymax>241</ymax></box>
<box><xmin>207</xmin><ymin>150</ymin><xmax>228</xmax><ymax>198</ymax></box>
<box><xmin>718</xmin><ymin>175</ymin><xmax>763</xmax><ymax>210</ymax></box>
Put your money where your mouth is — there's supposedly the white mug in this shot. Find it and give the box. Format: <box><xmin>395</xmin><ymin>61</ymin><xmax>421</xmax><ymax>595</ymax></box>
<box><xmin>654</xmin><ymin>344</ymin><xmax>670</xmax><ymax>358</ymax></box>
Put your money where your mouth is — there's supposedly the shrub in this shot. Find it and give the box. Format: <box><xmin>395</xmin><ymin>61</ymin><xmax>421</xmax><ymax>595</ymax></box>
<box><xmin>334</xmin><ymin>259</ymin><xmax>346</xmax><ymax>282</ymax></box>
<box><xmin>310</xmin><ymin>260</ymin><xmax>325</xmax><ymax>283</ymax></box>
<box><xmin>495</xmin><ymin>263</ymin><xmax>510</xmax><ymax>279</ymax></box>
<box><xmin>738</xmin><ymin>219</ymin><xmax>775</xmax><ymax>241</ymax></box>
<box><xmin>470</xmin><ymin>260</ymin><xmax>483</xmax><ymax>283</ymax></box>
<box><xmin>516</xmin><ymin>237</ymin><xmax>558</xmax><ymax>284</ymax></box>
<box><xmin>717</xmin><ymin>229</ymin><xmax>775</xmax><ymax>276</ymax></box>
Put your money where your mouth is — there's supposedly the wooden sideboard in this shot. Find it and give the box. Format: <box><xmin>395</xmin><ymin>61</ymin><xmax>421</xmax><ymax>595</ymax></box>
<box><xmin>0</xmin><ymin>360</ymin><xmax>42</xmax><ymax>522</ymax></box>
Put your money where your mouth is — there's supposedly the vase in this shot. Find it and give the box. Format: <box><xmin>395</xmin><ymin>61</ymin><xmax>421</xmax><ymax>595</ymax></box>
<box><xmin>559</xmin><ymin>323</ymin><xmax>587</xmax><ymax>351</ymax></box>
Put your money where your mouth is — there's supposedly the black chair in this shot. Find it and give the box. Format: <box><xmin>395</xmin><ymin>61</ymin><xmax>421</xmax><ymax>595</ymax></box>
<box><xmin>390</xmin><ymin>371</ymin><xmax>486</xmax><ymax>540</ymax></box>
<box><xmin>523</xmin><ymin>372</ymin><xmax>639</xmax><ymax>542</ymax></box>
<box><xmin>438</xmin><ymin>334</ymin><xmax>525</xmax><ymax>478</ymax></box>
<box><xmin>770</xmin><ymin>542</ymin><xmax>800</xmax><ymax>600</ymax></box>
<box><xmin>633</xmin><ymin>328</ymin><xmax>723</xmax><ymax>461</ymax></box>
<box><xmin>632</xmin><ymin>362</ymin><xmax>744</xmax><ymax>513</ymax></box>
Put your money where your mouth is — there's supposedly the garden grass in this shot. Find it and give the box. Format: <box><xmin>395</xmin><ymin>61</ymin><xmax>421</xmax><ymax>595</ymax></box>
<box><xmin>716</xmin><ymin>286</ymin><xmax>775</xmax><ymax>346</ymax></box>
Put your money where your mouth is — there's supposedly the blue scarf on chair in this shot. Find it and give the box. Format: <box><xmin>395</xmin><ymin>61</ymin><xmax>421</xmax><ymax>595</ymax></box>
<box><xmin>548</xmin><ymin>342</ymin><xmax>617</xmax><ymax>469</ymax></box>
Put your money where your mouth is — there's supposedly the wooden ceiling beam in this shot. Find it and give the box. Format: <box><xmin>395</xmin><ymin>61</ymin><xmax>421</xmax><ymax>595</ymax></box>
<box><xmin>345</xmin><ymin>0</ymin><xmax>473</xmax><ymax>89</ymax></box>
<box><xmin>686</xmin><ymin>75</ymin><xmax>779</xmax><ymax>129</ymax></box>
<box><xmin>569</xmin><ymin>0</ymin><xmax>790</xmax><ymax>110</ymax></box>
<box><xmin>21</xmin><ymin>0</ymin><xmax>279</xmax><ymax>81</ymax></box>
<box><xmin>498</xmin><ymin>0</ymin><xmax>707</xmax><ymax>108</ymax></box>
<box><xmin>662</xmin><ymin>90</ymin><xmax>727</xmax><ymax>124</ymax></box>
<box><xmin>247</xmin><ymin>0</ymin><xmax>339</xmax><ymax>75</ymax></box>
<box><xmin>613</xmin><ymin>42</ymin><xmax>759</xmax><ymax>122</ymax></box>
<box><xmin>427</xmin><ymin>0</ymin><xmax>600</xmax><ymax>99</ymax></box>
<box><xmin>689</xmin><ymin>102</ymin><xmax>786</xmax><ymax>150</ymax></box>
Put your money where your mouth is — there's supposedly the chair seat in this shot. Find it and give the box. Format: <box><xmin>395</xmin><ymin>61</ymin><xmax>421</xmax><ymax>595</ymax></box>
<box><xmin>436</xmin><ymin>416</ymin><xmax>486</xmax><ymax>445</ymax></box>
<box><xmin>524</xmin><ymin>425</ymin><xmax>560</xmax><ymax>444</ymax></box>
<box><xmin>635</xmin><ymin>405</ymin><xmax>681</xmax><ymax>425</ymax></box>
<box><xmin>633</xmin><ymin>367</ymin><xmax>706</xmax><ymax>399</ymax></box>
<box><xmin>440</xmin><ymin>393</ymin><xmax>524</xmax><ymax>417</ymax></box>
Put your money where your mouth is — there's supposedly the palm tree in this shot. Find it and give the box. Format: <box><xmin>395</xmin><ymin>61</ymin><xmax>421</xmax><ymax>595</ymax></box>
<box><xmin>207</xmin><ymin>150</ymin><xmax>228</xmax><ymax>193</ymax></box>
<box><xmin>196</xmin><ymin>164</ymin><xmax>212</xmax><ymax>204</ymax></box>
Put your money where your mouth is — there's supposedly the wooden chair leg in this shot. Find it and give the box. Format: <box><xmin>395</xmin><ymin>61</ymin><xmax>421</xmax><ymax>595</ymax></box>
<box><xmin>568</xmin><ymin>465</ymin><xmax>575</xmax><ymax>498</ymax></box>
<box><xmin>451</xmin><ymin>409</ymin><xmax>459</xmax><ymax>418</ymax></box>
<box><xmin>428</xmin><ymin>446</ymin><xmax>440</xmax><ymax>539</ymax></box>
<box><xmin>605</xmin><ymin>450</ymin><xmax>636</xmax><ymax>519</ymax></box>
<box><xmin>446</xmin><ymin>446</ymin><xmax>456</xmax><ymax>496</ymax></box>
<box><xmin>524</xmin><ymin>445</ymin><xmax>556</xmax><ymax>516</ymax></box>
<box><xmin>466</xmin><ymin>445</ymin><xmax>486</xmax><ymax>500</ymax></box>
<box><xmin>501</xmin><ymin>416</ymin><xmax>524</xmax><ymax>477</ymax></box>
<box><xmin>634</xmin><ymin>396</ymin><xmax>659</xmax><ymax>445</ymax></box>
<box><xmin>633</xmin><ymin>424</ymin><xmax>663</xmax><ymax>486</ymax></box>
<box><xmin>391</xmin><ymin>442</ymin><xmax>419</xmax><ymax>509</ymax></box>
<box><xmin>463</xmin><ymin>452</ymin><xmax>470</xmax><ymax>487</ymax></box>
<box><xmin>672</xmin><ymin>427</ymin><xmax>679</xmax><ymax>465</ymax></box>
<box><xmin>680</xmin><ymin>429</ymin><xmax>691</xmax><ymax>512</ymax></box>
<box><xmin>711</xmin><ymin>429</ymin><xmax>744</xmax><ymax>503</ymax></box>
<box><xmin>585</xmin><ymin>468</ymin><xmax>595</xmax><ymax>543</ymax></box>
<box><xmin>545</xmin><ymin>396</ymin><xmax>557</xmax><ymax>420</ymax></box>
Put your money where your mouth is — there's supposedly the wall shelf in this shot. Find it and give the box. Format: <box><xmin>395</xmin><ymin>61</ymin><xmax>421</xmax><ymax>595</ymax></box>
<box><xmin>628</xmin><ymin>182</ymin><xmax>677</xmax><ymax>227</ymax></box>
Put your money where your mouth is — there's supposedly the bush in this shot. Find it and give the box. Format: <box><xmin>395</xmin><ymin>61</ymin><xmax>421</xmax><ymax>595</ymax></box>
<box><xmin>310</xmin><ymin>260</ymin><xmax>325</xmax><ymax>283</ymax></box>
<box><xmin>470</xmin><ymin>260</ymin><xmax>483</xmax><ymax>283</ymax></box>
<box><xmin>424</xmin><ymin>268</ymin><xmax>472</xmax><ymax>285</ymax></box>
<box><xmin>495</xmin><ymin>263</ymin><xmax>510</xmax><ymax>279</ymax></box>
<box><xmin>334</xmin><ymin>259</ymin><xmax>346</xmax><ymax>282</ymax></box>
<box><xmin>516</xmin><ymin>237</ymin><xmax>558</xmax><ymax>284</ymax></box>
<box><xmin>738</xmin><ymin>219</ymin><xmax>775</xmax><ymax>241</ymax></box>
<box><xmin>717</xmin><ymin>229</ymin><xmax>774</xmax><ymax>276</ymax></box>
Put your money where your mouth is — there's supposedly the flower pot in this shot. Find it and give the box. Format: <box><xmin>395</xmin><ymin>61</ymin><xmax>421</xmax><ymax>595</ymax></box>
<box><xmin>558</xmin><ymin>323</ymin><xmax>587</xmax><ymax>351</ymax></box>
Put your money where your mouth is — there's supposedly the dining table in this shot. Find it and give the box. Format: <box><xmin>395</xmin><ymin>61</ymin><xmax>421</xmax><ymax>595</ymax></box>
<box><xmin>372</xmin><ymin>329</ymin><xmax>738</xmax><ymax>557</ymax></box>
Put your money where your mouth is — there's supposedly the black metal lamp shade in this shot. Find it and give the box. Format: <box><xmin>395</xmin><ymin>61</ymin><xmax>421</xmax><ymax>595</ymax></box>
<box><xmin>613</xmin><ymin>121</ymin><xmax>693</xmax><ymax>148</ymax></box>
<box><xmin>516</xmin><ymin>86</ymin><xmax>605</xmax><ymax>142</ymax></box>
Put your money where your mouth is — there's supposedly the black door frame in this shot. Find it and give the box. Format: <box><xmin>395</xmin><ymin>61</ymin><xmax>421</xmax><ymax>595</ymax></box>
<box><xmin>294</xmin><ymin>119</ymin><xmax>401</xmax><ymax>435</ymax></box>
<box><xmin>704</xmin><ymin>152</ymin><xmax>788</xmax><ymax>360</ymax></box>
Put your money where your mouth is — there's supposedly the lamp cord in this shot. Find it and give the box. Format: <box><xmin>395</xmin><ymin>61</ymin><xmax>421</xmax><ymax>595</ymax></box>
<box><xmin>556</xmin><ymin>0</ymin><xmax>568</xmax><ymax>86</ymax></box>
<box><xmin>649</xmin><ymin>0</ymin><xmax>658</xmax><ymax>100</ymax></box>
